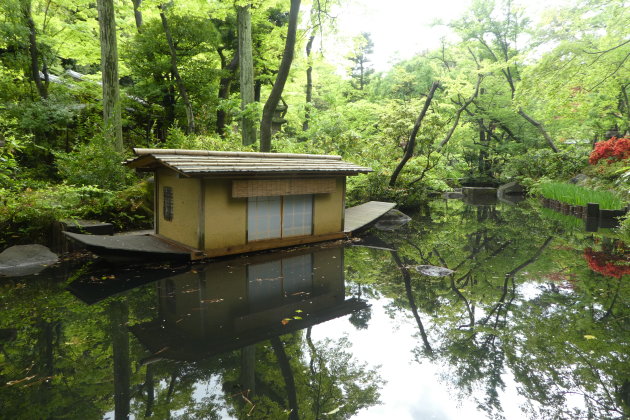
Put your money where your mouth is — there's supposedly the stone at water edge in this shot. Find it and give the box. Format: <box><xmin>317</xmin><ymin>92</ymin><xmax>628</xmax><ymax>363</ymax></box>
<box><xmin>414</xmin><ymin>265</ymin><xmax>455</xmax><ymax>277</ymax></box>
<box><xmin>374</xmin><ymin>209</ymin><xmax>412</xmax><ymax>231</ymax></box>
<box><xmin>0</xmin><ymin>244</ymin><xmax>58</xmax><ymax>277</ymax></box>
<box><xmin>497</xmin><ymin>181</ymin><xmax>525</xmax><ymax>196</ymax></box>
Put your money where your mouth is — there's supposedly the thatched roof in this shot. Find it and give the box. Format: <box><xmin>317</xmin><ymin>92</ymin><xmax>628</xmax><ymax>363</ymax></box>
<box><xmin>125</xmin><ymin>148</ymin><xmax>372</xmax><ymax>177</ymax></box>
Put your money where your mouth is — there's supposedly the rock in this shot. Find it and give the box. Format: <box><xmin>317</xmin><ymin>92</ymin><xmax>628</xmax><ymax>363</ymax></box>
<box><xmin>497</xmin><ymin>181</ymin><xmax>525</xmax><ymax>195</ymax></box>
<box><xmin>443</xmin><ymin>191</ymin><xmax>464</xmax><ymax>199</ymax></box>
<box><xmin>374</xmin><ymin>209</ymin><xmax>412</xmax><ymax>231</ymax></box>
<box><xmin>569</xmin><ymin>174</ymin><xmax>589</xmax><ymax>185</ymax></box>
<box><xmin>461</xmin><ymin>187</ymin><xmax>497</xmax><ymax>205</ymax></box>
<box><xmin>0</xmin><ymin>244</ymin><xmax>58</xmax><ymax>277</ymax></box>
<box><xmin>414</xmin><ymin>265</ymin><xmax>455</xmax><ymax>277</ymax></box>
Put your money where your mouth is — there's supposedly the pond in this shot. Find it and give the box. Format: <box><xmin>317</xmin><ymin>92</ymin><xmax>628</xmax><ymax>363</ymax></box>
<box><xmin>1</xmin><ymin>199</ymin><xmax>629</xmax><ymax>419</ymax></box>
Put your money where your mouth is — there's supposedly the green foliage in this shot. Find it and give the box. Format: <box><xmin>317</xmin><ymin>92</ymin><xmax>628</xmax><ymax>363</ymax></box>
<box><xmin>501</xmin><ymin>147</ymin><xmax>589</xmax><ymax>186</ymax></box>
<box><xmin>619</xmin><ymin>214</ymin><xmax>630</xmax><ymax>241</ymax></box>
<box><xmin>0</xmin><ymin>181</ymin><xmax>152</xmax><ymax>247</ymax></box>
<box><xmin>163</xmin><ymin>126</ymin><xmax>256</xmax><ymax>152</ymax></box>
<box><xmin>55</xmin><ymin>135</ymin><xmax>134</xmax><ymax>190</ymax></box>
<box><xmin>537</xmin><ymin>181</ymin><xmax>624</xmax><ymax>209</ymax></box>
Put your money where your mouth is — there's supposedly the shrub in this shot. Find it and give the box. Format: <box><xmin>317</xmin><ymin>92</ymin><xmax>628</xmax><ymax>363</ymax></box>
<box><xmin>589</xmin><ymin>137</ymin><xmax>630</xmax><ymax>165</ymax></box>
<box><xmin>56</xmin><ymin>135</ymin><xmax>134</xmax><ymax>190</ymax></box>
<box><xmin>0</xmin><ymin>182</ymin><xmax>152</xmax><ymax>248</ymax></box>
<box><xmin>501</xmin><ymin>147</ymin><xmax>588</xmax><ymax>185</ymax></box>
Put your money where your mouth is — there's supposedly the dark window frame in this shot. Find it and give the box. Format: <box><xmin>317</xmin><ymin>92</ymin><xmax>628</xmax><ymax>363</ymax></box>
<box><xmin>163</xmin><ymin>186</ymin><xmax>174</xmax><ymax>221</ymax></box>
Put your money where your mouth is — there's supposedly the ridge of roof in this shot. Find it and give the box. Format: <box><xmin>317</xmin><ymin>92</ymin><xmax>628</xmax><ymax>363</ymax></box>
<box><xmin>133</xmin><ymin>148</ymin><xmax>343</xmax><ymax>161</ymax></box>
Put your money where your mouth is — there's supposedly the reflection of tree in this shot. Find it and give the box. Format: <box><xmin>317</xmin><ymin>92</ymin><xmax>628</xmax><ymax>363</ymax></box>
<box><xmin>390</xmin><ymin>250</ymin><xmax>433</xmax><ymax>356</ymax></box>
<box><xmin>109</xmin><ymin>300</ymin><xmax>130</xmax><ymax>419</ymax></box>
<box><xmin>370</xmin><ymin>201</ymin><xmax>630</xmax><ymax>418</ymax></box>
<box><xmin>224</xmin><ymin>331</ymin><xmax>383</xmax><ymax>419</ymax></box>
<box><xmin>348</xmin><ymin>283</ymin><xmax>372</xmax><ymax>330</ymax></box>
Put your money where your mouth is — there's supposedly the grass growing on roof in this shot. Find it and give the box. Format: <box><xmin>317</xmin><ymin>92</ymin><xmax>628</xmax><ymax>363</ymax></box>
<box><xmin>539</xmin><ymin>182</ymin><xmax>624</xmax><ymax>210</ymax></box>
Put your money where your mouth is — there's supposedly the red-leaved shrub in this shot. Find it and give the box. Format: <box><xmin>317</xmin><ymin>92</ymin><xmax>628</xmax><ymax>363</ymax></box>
<box><xmin>589</xmin><ymin>137</ymin><xmax>630</xmax><ymax>165</ymax></box>
<box><xmin>584</xmin><ymin>247</ymin><xmax>630</xmax><ymax>278</ymax></box>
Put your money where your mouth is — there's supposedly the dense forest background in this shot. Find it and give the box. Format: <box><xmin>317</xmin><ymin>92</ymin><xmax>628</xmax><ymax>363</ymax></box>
<box><xmin>0</xmin><ymin>0</ymin><xmax>629</xmax><ymax>245</ymax></box>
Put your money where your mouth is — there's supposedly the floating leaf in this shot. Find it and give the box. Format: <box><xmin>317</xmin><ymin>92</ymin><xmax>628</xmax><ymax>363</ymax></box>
<box><xmin>281</xmin><ymin>318</ymin><xmax>291</xmax><ymax>325</ymax></box>
<box><xmin>295</xmin><ymin>309</ymin><xmax>303</xmax><ymax>313</ymax></box>
<box><xmin>293</xmin><ymin>316</ymin><xmax>302</xmax><ymax>320</ymax></box>
<box><xmin>324</xmin><ymin>406</ymin><xmax>341</xmax><ymax>415</ymax></box>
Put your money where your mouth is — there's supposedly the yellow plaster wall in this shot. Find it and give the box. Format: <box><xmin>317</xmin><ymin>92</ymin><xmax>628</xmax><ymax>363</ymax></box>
<box><xmin>313</xmin><ymin>177</ymin><xmax>345</xmax><ymax>235</ymax></box>
<box><xmin>203</xmin><ymin>179</ymin><xmax>247</xmax><ymax>251</ymax></box>
<box><xmin>156</xmin><ymin>168</ymin><xmax>200</xmax><ymax>248</ymax></box>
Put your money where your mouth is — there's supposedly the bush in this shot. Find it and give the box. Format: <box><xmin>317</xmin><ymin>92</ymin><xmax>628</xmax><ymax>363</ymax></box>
<box><xmin>619</xmin><ymin>214</ymin><xmax>630</xmax><ymax>242</ymax></box>
<box><xmin>501</xmin><ymin>147</ymin><xmax>588</xmax><ymax>186</ymax></box>
<box><xmin>162</xmin><ymin>126</ymin><xmax>255</xmax><ymax>152</ymax></box>
<box><xmin>0</xmin><ymin>182</ymin><xmax>153</xmax><ymax>248</ymax></box>
<box><xmin>589</xmin><ymin>137</ymin><xmax>630</xmax><ymax>165</ymax></box>
<box><xmin>56</xmin><ymin>135</ymin><xmax>134</xmax><ymax>190</ymax></box>
<box><xmin>346</xmin><ymin>172</ymin><xmax>428</xmax><ymax>210</ymax></box>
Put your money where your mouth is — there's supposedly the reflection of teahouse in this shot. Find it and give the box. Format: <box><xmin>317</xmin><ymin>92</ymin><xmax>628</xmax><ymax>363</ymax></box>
<box><xmin>130</xmin><ymin>246</ymin><xmax>366</xmax><ymax>362</ymax></box>
<box><xmin>124</xmin><ymin>149</ymin><xmax>374</xmax><ymax>258</ymax></box>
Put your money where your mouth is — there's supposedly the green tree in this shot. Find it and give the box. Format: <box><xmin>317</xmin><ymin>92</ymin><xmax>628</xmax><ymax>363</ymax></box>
<box><xmin>348</xmin><ymin>32</ymin><xmax>374</xmax><ymax>91</ymax></box>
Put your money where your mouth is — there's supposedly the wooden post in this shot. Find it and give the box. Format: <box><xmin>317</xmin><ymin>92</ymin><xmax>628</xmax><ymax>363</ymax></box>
<box><xmin>586</xmin><ymin>203</ymin><xmax>600</xmax><ymax>218</ymax></box>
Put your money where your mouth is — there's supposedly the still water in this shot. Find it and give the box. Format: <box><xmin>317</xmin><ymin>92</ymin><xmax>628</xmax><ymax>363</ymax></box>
<box><xmin>1</xmin><ymin>200</ymin><xmax>628</xmax><ymax>419</ymax></box>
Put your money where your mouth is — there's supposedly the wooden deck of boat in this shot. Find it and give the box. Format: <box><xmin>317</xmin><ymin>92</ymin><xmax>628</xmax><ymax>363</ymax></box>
<box><xmin>344</xmin><ymin>201</ymin><xmax>396</xmax><ymax>233</ymax></box>
<box><xmin>63</xmin><ymin>231</ymin><xmax>201</xmax><ymax>262</ymax></box>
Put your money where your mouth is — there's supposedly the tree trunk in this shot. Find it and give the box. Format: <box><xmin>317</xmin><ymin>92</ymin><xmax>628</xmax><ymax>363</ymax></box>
<box><xmin>240</xmin><ymin>345</ymin><xmax>256</xmax><ymax>397</ymax></box>
<box><xmin>97</xmin><ymin>0</ymin><xmax>123</xmax><ymax>152</ymax></box>
<box><xmin>22</xmin><ymin>0</ymin><xmax>47</xmax><ymax>99</ymax></box>
<box><xmin>131</xmin><ymin>0</ymin><xmax>143</xmax><ymax>32</ymax></box>
<box><xmin>302</xmin><ymin>33</ymin><xmax>315</xmax><ymax>132</ymax></box>
<box><xmin>259</xmin><ymin>0</ymin><xmax>301</xmax><ymax>152</ymax></box>
<box><xmin>438</xmin><ymin>74</ymin><xmax>482</xmax><ymax>150</ymax></box>
<box><xmin>144</xmin><ymin>364</ymin><xmax>154</xmax><ymax>417</ymax></box>
<box><xmin>478</xmin><ymin>122</ymin><xmax>490</xmax><ymax>175</ymax></box>
<box><xmin>237</xmin><ymin>5</ymin><xmax>256</xmax><ymax>146</ymax></box>
<box><xmin>271</xmin><ymin>337</ymin><xmax>299</xmax><ymax>420</ymax></box>
<box><xmin>390</xmin><ymin>251</ymin><xmax>433</xmax><ymax>355</ymax></box>
<box><xmin>389</xmin><ymin>81</ymin><xmax>440</xmax><ymax>187</ymax></box>
<box><xmin>109</xmin><ymin>301</ymin><xmax>130</xmax><ymax>420</ymax></box>
<box><xmin>159</xmin><ymin>4</ymin><xmax>196</xmax><ymax>134</ymax></box>
<box><xmin>216</xmin><ymin>51</ymin><xmax>238</xmax><ymax>137</ymax></box>
<box><xmin>518</xmin><ymin>108</ymin><xmax>559</xmax><ymax>152</ymax></box>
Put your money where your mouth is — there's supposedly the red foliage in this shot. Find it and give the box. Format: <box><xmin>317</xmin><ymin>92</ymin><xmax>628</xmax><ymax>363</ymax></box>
<box><xmin>589</xmin><ymin>137</ymin><xmax>630</xmax><ymax>165</ymax></box>
<box><xmin>583</xmin><ymin>248</ymin><xmax>630</xmax><ymax>278</ymax></box>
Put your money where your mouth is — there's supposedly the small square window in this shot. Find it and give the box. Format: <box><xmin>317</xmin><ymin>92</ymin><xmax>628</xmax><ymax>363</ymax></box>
<box><xmin>163</xmin><ymin>186</ymin><xmax>173</xmax><ymax>221</ymax></box>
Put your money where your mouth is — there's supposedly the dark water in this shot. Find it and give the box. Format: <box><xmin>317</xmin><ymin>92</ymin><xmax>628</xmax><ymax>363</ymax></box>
<box><xmin>1</xmin><ymin>200</ymin><xmax>629</xmax><ymax>420</ymax></box>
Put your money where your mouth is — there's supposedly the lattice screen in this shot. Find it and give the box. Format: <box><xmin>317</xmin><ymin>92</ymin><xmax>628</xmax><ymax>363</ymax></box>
<box><xmin>232</xmin><ymin>178</ymin><xmax>335</xmax><ymax>198</ymax></box>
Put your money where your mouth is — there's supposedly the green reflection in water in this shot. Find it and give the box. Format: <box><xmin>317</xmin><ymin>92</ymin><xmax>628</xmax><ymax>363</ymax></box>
<box><xmin>345</xmin><ymin>200</ymin><xmax>629</xmax><ymax>419</ymax></box>
<box><xmin>0</xmin><ymin>199</ymin><xmax>628</xmax><ymax>419</ymax></box>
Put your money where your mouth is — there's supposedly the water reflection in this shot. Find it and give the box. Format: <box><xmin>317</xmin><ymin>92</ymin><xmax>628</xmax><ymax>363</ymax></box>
<box><xmin>0</xmin><ymin>200</ymin><xmax>628</xmax><ymax>419</ymax></box>
<box><xmin>131</xmin><ymin>246</ymin><xmax>367</xmax><ymax>362</ymax></box>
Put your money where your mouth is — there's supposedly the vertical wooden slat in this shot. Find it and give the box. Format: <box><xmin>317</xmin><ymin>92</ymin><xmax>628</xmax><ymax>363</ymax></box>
<box><xmin>198</xmin><ymin>179</ymin><xmax>205</xmax><ymax>250</ymax></box>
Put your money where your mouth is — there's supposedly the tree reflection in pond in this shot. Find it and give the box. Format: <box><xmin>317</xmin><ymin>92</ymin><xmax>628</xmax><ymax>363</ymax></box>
<box><xmin>0</xmin><ymin>199</ymin><xmax>628</xmax><ymax>419</ymax></box>
<box><xmin>346</xmin><ymin>200</ymin><xmax>629</xmax><ymax>419</ymax></box>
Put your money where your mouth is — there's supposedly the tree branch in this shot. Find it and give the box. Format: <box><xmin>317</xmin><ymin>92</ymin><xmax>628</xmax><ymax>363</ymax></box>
<box><xmin>389</xmin><ymin>81</ymin><xmax>440</xmax><ymax>187</ymax></box>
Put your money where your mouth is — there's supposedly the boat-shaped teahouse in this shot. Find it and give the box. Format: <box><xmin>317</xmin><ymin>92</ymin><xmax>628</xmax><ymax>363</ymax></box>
<box><xmin>116</xmin><ymin>148</ymin><xmax>390</xmax><ymax>260</ymax></box>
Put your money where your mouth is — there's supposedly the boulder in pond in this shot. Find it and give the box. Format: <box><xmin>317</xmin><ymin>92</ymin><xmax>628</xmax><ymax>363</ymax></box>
<box><xmin>497</xmin><ymin>181</ymin><xmax>525</xmax><ymax>196</ymax></box>
<box><xmin>375</xmin><ymin>209</ymin><xmax>412</xmax><ymax>231</ymax></box>
<box><xmin>443</xmin><ymin>191</ymin><xmax>464</xmax><ymax>199</ymax></box>
<box><xmin>414</xmin><ymin>265</ymin><xmax>455</xmax><ymax>277</ymax></box>
<box><xmin>0</xmin><ymin>244</ymin><xmax>58</xmax><ymax>277</ymax></box>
